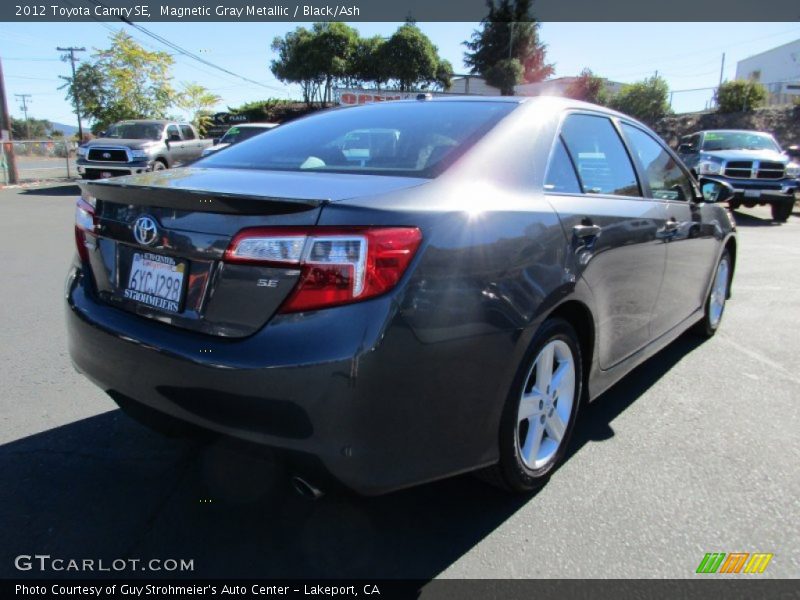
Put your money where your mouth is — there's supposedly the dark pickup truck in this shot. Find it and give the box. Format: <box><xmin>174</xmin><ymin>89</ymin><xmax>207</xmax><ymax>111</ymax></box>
<box><xmin>678</xmin><ymin>129</ymin><xmax>799</xmax><ymax>222</ymax></box>
<box><xmin>76</xmin><ymin>120</ymin><xmax>212</xmax><ymax>180</ymax></box>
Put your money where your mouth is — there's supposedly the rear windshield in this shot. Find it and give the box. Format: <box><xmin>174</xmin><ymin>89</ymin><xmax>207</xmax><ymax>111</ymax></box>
<box><xmin>197</xmin><ymin>101</ymin><xmax>516</xmax><ymax>177</ymax></box>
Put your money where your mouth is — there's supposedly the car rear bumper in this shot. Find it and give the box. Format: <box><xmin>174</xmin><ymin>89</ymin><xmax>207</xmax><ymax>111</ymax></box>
<box><xmin>65</xmin><ymin>265</ymin><xmax>509</xmax><ymax>494</ymax></box>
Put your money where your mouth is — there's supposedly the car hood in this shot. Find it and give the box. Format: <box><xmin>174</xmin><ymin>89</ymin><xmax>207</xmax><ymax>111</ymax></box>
<box><xmin>84</xmin><ymin>138</ymin><xmax>159</xmax><ymax>149</ymax></box>
<box><xmin>94</xmin><ymin>166</ymin><xmax>431</xmax><ymax>202</ymax></box>
<box><xmin>701</xmin><ymin>149</ymin><xmax>788</xmax><ymax>163</ymax></box>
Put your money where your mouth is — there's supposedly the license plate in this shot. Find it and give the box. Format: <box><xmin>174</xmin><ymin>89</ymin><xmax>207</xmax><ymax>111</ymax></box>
<box><xmin>123</xmin><ymin>252</ymin><xmax>186</xmax><ymax>313</ymax></box>
<box><xmin>744</xmin><ymin>190</ymin><xmax>760</xmax><ymax>198</ymax></box>
<box><xmin>101</xmin><ymin>171</ymin><xmax>113</xmax><ymax>179</ymax></box>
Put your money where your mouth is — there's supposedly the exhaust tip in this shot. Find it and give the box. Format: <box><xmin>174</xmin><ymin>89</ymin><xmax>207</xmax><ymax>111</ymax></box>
<box><xmin>291</xmin><ymin>475</ymin><xmax>324</xmax><ymax>500</ymax></box>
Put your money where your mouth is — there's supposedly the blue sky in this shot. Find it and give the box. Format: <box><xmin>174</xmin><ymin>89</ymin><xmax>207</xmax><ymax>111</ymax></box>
<box><xmin>1</xmin><ymin>21</ymin><xmax>798</xmax><ymax>127</ymax></box>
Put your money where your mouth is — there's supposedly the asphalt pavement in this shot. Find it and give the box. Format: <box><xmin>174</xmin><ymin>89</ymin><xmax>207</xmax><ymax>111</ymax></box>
<box><xmin>0</xmin><ymin>183</ymin><xmax>797</xmax><ymax>580</ymax></box>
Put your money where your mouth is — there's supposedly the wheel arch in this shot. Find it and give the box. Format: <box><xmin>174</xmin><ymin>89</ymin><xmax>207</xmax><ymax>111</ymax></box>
<box><xmin>544</xmin><ymin>299</ymin><xmax>595</xmax><ymax>403</ymax></box>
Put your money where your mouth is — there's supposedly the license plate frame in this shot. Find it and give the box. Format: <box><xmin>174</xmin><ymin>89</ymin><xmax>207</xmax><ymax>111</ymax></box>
<box><xmin>744</xmin><ymin>189</ymin><xmax>761</xmax><ymax>199</ymax></box>
<box><xmin>121</xmin><ymin>250</ymin><xmax>188</xmax><ymax>314</ymax></box>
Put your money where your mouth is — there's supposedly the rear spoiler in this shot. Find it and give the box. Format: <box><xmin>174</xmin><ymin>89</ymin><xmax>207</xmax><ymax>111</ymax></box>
<box><xmin>82</xmin><ymin>180</ymin><xmax>324</xmax><ymax>216</ymax></box>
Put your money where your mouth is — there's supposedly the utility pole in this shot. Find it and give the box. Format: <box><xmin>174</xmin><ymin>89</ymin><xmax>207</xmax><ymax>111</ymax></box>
<box><xmin>0</xmin><ymin>57</ymin><xmax>19</xmax><ymax>185</ymax></box>
<box><xmin>14</xmin><ymin>93</ymin><xmax>31</xmax><ymax>139</ymax></box>
<box><xmin>717</xmin><ymin>53</ymin><xmax>726</xmax><ymax>108</ymax></box>
<box><xmin>57</xmin><ymin>46</ymin><xmax>85</xmax><ymax>141</ymax></box>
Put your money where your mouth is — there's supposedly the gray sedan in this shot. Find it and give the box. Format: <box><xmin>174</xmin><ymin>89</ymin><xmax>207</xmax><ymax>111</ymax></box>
<box><xmin>67</xmin><ymin>97</ymin><xmax>736</xmax><ymax>495</ymax></box>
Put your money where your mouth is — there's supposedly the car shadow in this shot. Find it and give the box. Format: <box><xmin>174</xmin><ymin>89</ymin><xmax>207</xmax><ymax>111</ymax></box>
<box><xmin>730</xmin><ymin>210</ymin><xmax>779</xmax><ymax>227</ymax></box>
<box><xmin>0</xmin><ymin>334</ymin><xmax>705</xmax><ymax>581</ymax></box>
<box><xmin>20</xmin><ymin>184</ymin><xmax>81</xmax><ymax>197</ymax></box>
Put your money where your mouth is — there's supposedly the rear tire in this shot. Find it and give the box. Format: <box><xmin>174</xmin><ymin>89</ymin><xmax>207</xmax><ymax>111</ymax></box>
<box><xmin>771</xmin><ymin>201</ymin><xmax>793</xmax><ymax>223</ymax></box>
<box><xmin>694</xmin><ymin>249</ymin><xmax>731</xmax><ymax>338</ymax></box>
<box><xmin>152</xmin><ymin>160</ymin><xmax>167</xmax><ymax>171</ymax></box>
<box><xmin>478</xmin><ymin>318</ymin><xmax>583</xmax><ymax>493</ymax></box>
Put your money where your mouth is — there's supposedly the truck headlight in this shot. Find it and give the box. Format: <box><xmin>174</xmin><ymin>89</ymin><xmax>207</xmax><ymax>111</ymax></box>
<box><xmin>697</xmin><ymin>160</ymin><xmax>722</xmax><ymax>175</ymax></box>
<box><xmin>786</xmin><ymin>162</ymin><xmax>800</xmax><ymax>178</ymax></box>
<box><xmin>76</xmin><ymin>146</ymin><xmax>87</xmax><ymax>157</ymax></box>
<box><xmin>130</xmin><ymin>149</ymin><xmax>149</xmax><ymax>159</ymax></box>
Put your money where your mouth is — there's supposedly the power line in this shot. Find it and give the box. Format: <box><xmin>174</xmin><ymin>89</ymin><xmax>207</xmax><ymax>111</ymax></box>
<box><xmin>83</xmin><ymin>0</ymin><xmax>283</xmax><ymax>93</ymax></box>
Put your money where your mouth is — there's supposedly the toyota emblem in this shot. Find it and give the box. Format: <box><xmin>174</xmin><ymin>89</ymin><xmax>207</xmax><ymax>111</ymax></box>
<box><xmin>102</xmin><ymin>152</ymin><xmax>111</xmax><ymax>159</ymax></box>
<box><xmin>132</xmin><ymin>215</ymin><xmax>159</xmax><ymax>246</ymax></box>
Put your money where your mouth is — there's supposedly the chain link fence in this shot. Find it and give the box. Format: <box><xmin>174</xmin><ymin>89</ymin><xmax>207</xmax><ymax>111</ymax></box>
<box><xmin>1</xmin><ymin>140</ymin><xmax>79</xmax><ymax>185</ymax></box>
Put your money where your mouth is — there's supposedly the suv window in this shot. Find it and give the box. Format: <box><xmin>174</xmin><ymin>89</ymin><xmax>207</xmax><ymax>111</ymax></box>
<box><xmin>544</xmin><ymin>137</ymin><xmax>581</xmax><ymax>194</ymax></box>
<box><xmin>179</xmin><ymin>125</ymin><xmax>195</xmax><ymax>140</ymax></box>
<box><xmin>560</xmin><ymin>114</ymin><xmax>640</xmax><ymax>197</ymax></box>
<box><xmin>166</xmin><ymin>125</ymin><xmax>180</xmax><ymax>140</ymax></box>
<box><xmin>622</xmin><ymin>123</ymin><xmax>694</xmax><ymax>202</ymax></box>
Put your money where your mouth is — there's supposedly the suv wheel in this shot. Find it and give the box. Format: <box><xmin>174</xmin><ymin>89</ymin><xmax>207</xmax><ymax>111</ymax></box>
<box><xmin>478</xmin><ymin>318</ymin><xmax>583</xmax><ymax>493</ymax></box>
<box><xmin>771</xmin><ymin>201</ymin><xmax>793</xmax><ymax>223</ymax></box>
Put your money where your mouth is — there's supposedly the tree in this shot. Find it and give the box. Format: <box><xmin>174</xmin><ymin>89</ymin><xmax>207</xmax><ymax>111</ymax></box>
<box><xmin>61</xmin><ymin>31</ymin><xmax>176</xmax><ymax>132</ymax></box>
<box><xmin>484</xmin><ymin>59</ymin><xmax>523</xmax><ymax>96</ymax></box>
<box><xmin>351</xmin><ymin>35</ymin><xmax>390</xmax><ymax>90</ymax></box>
<box><xmin>464</xmin><ymin>0</ymin><xmax>554</xmax><ymax>95</ymax></box>
<box><xmin>11</xmin><ymin>116</ymin><xmax>52</xmax><ymax>139</ymax></box>
<box><xmin>271</xmin><ymin>23</ymin><xmax>358</xmax><ymax>106</ymax></box>
<box><xmin>382</xmin><ymin>23</ymin><xmax>447</xmax><ymax>92</ymax></box>
<box><xmin>564</xmin><ymin>69</ymin><xmax>608</xmax><ymax>105</ymax></box>
<box><xmin>435</xmin><ymin>60</ymin><xmax>454</xmax><ymax>91</ymax></box>
<box><xmin>176</xmin><ymin>83</ymin><xmax>222</xmax><ymax>136</ymax></box>
<box><xmin>714</xmin><ymin>80</ymin><xmax>767</xmax><ymax>113</ymax></box>
<box><xmin>608</xmin><ymin>75</ymin><xmax>671</xmax><ymax>124</ymax></box>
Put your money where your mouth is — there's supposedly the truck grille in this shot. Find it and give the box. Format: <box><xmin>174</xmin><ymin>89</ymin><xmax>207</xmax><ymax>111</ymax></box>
<box><xmin>87</xmin><ymin>148</ymin><xmax>129</xmax><ymax>162</ymax></box>
<box><xmin>724</xmin><ymin>161</ymin><xmax>753</xmax><ymax>179</ymax></box>
<box><xmin>723</xmin><ymin>160</ymin><xmax>785</xmax><ymax>180</ymax></box>
<box><xmin>756</xmin><ymin>161</ymin><xmax>785</xmax><ymax>180</ymax></box>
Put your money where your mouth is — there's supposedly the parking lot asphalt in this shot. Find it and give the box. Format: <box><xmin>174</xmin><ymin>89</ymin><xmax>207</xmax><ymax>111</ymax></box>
<box><xmin>0</xmin><ymin>183</ymin><xmax>797</xmax><ymax>580</ymax></box>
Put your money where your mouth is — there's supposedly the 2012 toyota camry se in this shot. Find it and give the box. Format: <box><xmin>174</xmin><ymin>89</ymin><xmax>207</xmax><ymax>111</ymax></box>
<box><xmin>67</xmin><ymin>97</ymin><xmax>737</xmax><ymax>495</ymax></box>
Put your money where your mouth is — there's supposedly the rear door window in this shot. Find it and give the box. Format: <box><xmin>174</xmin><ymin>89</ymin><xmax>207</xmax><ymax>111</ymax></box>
<box><xmin>179</xmin><ymin>125</ymin><xmax>195</xmax><ymax>140</ymax></box>
<box><xmin>544</xmin><ymin>137</ymin><xmax>582</xmax><ymax>194</ymax></box>
<box><xmin>560</xmin><ymin>114</ymin><xmax>640</xmax><ymax>197</ymax></box>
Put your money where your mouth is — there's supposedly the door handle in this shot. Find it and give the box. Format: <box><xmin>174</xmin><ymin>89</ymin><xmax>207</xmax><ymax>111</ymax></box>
<box><xmin>573</xmin><ymin>224</ymin><xmax>602</xmax><ymax>239</ymax></box>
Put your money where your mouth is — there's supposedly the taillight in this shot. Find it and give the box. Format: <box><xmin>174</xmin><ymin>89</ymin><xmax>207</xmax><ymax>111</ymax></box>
<box><xmin>225</xmin><ymin>227</ymin><xmax>422</xmax><ymax>313</ymax></box>
<box><xmin>74</xmin><ymin>192</ymin><xmax>96</xmax><ymax>263</ymax></box>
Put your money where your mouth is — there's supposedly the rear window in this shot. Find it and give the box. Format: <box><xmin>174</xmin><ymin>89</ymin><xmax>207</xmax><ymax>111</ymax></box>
<box><xmin>197</xmin><ymin>101</ymin><xmax>516</xmax><ymax>178</ymax></box>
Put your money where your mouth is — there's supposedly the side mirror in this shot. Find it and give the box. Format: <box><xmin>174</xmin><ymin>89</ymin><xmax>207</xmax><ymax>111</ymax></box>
<box><xmin>698</xmin><ymin>177</ymin><xmax>735</xmax><ymax>203</ymax></box>
<box><xmin>678</xmin><ymin>143</ymin><xmax>696</xmax><ymax>154</ymax></box>
<box><xmin>98</xmin><ymin>131</ymin><xmax>106</xmax><ymax>137</ymax></box>
<box><xmin>213</xmin><ymin>138</ymin><xmax>220</xmax><ymax>145</ymax></box>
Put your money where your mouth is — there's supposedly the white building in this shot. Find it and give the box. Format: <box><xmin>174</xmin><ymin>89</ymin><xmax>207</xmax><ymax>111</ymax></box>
<box><xmin>735</xmin><ymin>39</ymin><xmax>800</xmax><ymax>106</ymax></box>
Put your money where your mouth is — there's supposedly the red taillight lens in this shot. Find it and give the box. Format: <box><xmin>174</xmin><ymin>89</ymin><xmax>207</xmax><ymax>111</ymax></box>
<box><xmin>74</xmin><ymin>195</ymin><xmax>96</xmax><ymax>263</ymax></box>
<box><xmin>225</xmin><ymin>227</ymin><xmax>422</xmax><ymax>313</ymax></box>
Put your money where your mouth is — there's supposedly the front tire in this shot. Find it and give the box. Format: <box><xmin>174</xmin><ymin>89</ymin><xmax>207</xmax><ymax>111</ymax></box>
<box><xmin>479</xmin><ymin>318</ymin><xmax>583</xmax><ymax>493</ymax></box>
<box><xmin>152</xmin><ymin>160</ymin><xmax>167</xmax><ymax>171</ymax></box>
<box><xmin>771</xmin><ymin>201</ymin><xmax>793</xmax><ymax>223</ymax></box>
<box><xmin>694</xmin><ymin>249</ymin><xmax>731</xmax><ymax>338</ymax></box>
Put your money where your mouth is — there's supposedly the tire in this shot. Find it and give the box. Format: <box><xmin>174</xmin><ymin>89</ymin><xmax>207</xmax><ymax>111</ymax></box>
<box><xmin>152</xmin><ymin>160</ymin><xmax>167</xmax><ymax>171</ymax></box>
<box><xmin>478</xmin><ymin>318</ymin><xmax>583</xmax><ymax>493</ymax></box>
<box><xmin>771</xmin><ymin>201</ymin><xmax>793</xmax><ymax>223</ymax></box>
<box><xmin>693</xmin><ymin>249</ymin><xmax>731</xmax><ymax>338</ymax></box>
<box><xmin>728</xmin><ymin>200</ymin><xmax>740</xmax><ymax>210</ymax></box>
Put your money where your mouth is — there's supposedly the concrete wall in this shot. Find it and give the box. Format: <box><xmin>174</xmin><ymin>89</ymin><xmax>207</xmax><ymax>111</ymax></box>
<box><xmin>653</xmin><ymin>105</ymin><xmax>800</xmax><ymax>150</ymax></box>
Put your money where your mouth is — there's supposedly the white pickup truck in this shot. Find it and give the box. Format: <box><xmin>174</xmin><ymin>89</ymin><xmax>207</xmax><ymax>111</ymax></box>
<box><xmin>76</xmin><ymin>120</ymin><xmax>213</xmax><ymax>180</ymax></box>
